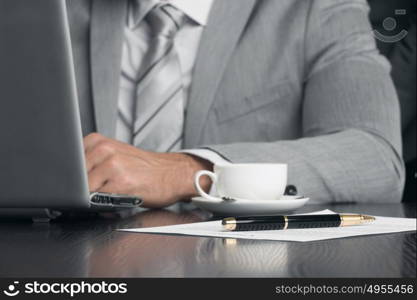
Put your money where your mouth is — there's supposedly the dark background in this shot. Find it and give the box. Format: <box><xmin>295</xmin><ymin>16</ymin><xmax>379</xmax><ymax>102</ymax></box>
<box><xmin>368</xmin><ymin>0</ymin><xmax>416</xmax><ymax>203</ymax></box>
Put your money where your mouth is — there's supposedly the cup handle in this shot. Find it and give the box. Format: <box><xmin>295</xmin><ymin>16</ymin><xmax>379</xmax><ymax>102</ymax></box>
<box><xmin>194</xmin><ymin>170</ymin><xmax>219</xmax><ymax>202</ymax></box>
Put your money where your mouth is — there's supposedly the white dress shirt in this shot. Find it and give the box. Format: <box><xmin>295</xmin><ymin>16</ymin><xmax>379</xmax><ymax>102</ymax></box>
<box><xmin>117</xmin><ymin>0</ymin><xmax>229</xmax><ymax>165</ymax></box>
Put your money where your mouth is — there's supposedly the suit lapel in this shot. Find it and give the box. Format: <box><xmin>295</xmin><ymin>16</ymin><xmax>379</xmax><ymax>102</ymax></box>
<box><xmin>90</xmin><ymin>0</ymin><xmax>127</xmax><ymax>138</ymax></box>
<box><xmin>184</xmin><ymin>0</ymin><xmax>256</xmax><ymax>147</ymax></box>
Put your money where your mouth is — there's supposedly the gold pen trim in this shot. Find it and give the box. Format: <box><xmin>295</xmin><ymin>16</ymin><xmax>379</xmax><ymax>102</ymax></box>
<box><xmin>222</xmin><ymin>217</ymin><xmax>237</xmax><ymax>231</ymax></box>
<box><xmin>340</xmin><ymin>214</ymin><xmax>375</xmax><ymax>227</ymax></box>
<box><xmin>283</xmin><ymin>216</ymin><xmax>288</xmax><ymax>230</ymax></box>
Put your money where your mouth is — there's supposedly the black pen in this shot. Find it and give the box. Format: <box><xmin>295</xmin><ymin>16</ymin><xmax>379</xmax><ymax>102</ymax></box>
<box><xmin>222</xmin><ymin>214</ymin><xmax>375</xmax><ymax>231</ymax></box>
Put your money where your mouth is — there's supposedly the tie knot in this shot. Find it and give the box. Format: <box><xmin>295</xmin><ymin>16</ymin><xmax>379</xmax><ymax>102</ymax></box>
<box><xmin>146</xmin><ymin>4</ymin><xmax>186</xmax><ymax>39</ymax></box>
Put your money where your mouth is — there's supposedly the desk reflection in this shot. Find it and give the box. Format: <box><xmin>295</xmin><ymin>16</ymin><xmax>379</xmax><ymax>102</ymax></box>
<box><xmin>86</xmin><ymin>209</ymin><xmax>202</xmax><ymax>277</ymax></box>
<box><xmin>0</xmin><ymin>204</ymin><xmax>415</xmax><ymax>277</ymax></box>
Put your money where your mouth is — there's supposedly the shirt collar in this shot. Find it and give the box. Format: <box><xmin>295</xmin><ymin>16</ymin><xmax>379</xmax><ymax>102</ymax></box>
<box><xmin>168</xmin><ymin>0</ymin><xmax>213</xmax><ymax>26</ymax></box>
<box><xmin>129</xmin><ymin>0</ymin><xmax>213</xmax><ymax>29</ymax></box>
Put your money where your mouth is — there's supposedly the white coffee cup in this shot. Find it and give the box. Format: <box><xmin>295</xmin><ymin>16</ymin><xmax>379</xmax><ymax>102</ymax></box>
<box><xmin>194</xmin><ymin>163</ymin><xmax>288</xmax><ymax>202</ymax></box>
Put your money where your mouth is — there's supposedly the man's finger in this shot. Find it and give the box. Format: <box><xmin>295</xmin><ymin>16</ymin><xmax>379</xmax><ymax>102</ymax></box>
<box><xmin>83</xmin><ymin>132</ymin><xmax>106</xmax><ymax>153</ymax></box>
<box><xmin>88</xmin><ymin>158</ymin><xmax>117</xmax><ymax>192</ymax></box>
<box><xmin>98</xmin><ymin>180</ymin><xmax>125</xmax><ymax>195</ymax></box>
<box><xmin>84</xmin><ymin>133</ymin><xmax>144</xmax><ymax>159</ymax></box>
<box><xmin>85</xmin><ymin>141</ymin><xmax>116</xmax><ymax>172</ymax></box>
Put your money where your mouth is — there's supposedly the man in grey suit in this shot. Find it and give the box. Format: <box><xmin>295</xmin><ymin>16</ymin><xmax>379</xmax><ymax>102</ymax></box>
<box><xmin>67</xmin><ymin>0</ymin><xmax>404</xmax><ymax>207</ymax></box>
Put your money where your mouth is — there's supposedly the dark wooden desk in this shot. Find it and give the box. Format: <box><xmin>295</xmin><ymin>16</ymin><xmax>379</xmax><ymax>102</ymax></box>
<box><xmin>0</xmin><ymin>203</ymin><xmax>415</xmax><ymax>278</ymax></box>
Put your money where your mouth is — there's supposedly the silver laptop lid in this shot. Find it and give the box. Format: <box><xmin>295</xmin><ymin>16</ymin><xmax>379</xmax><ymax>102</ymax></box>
<box><xmin>0</xmin><ymin>0</ymin><xmax>90</xmax><ymax>208</ymax></box>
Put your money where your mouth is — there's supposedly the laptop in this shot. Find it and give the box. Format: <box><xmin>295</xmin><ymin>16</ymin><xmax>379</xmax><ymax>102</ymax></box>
<box><xmin>0</xmin><ymin>0</ymin><xmax>143</xmax><ymax>220</ymax></box>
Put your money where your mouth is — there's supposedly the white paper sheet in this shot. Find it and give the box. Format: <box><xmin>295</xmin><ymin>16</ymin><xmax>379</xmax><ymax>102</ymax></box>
<box><xmin>119</xmin><ymin>210</ymin><xmax>417</xmax><ymax>242</ymax></box>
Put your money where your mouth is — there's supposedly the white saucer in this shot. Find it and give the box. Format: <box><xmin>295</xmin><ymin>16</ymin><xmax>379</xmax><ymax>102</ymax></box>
<box><xmin>191</xmin><ymin>195</ymin><xmax>309</xmax><ymax>216</ymax></box>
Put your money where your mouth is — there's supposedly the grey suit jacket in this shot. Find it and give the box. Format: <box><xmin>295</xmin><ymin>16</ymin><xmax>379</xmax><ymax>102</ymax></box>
<box><xmin>66</xmin><ymin>0</ymin><xmax>404</xmax><ymax>203</ymax></box>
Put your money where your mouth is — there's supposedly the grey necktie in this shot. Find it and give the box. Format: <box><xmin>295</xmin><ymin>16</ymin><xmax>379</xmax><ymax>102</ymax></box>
<box><xmin>118</xmin><ymin>4</ymin><xmax>187</xmax><ymax>152</ymax></box>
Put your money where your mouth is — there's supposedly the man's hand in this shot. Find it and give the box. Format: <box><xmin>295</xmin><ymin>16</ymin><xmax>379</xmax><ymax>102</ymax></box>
<box><xmin>83</xmin><ymin>133</ymin><xmax>213</xmax><ymax>208</ymax></box>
